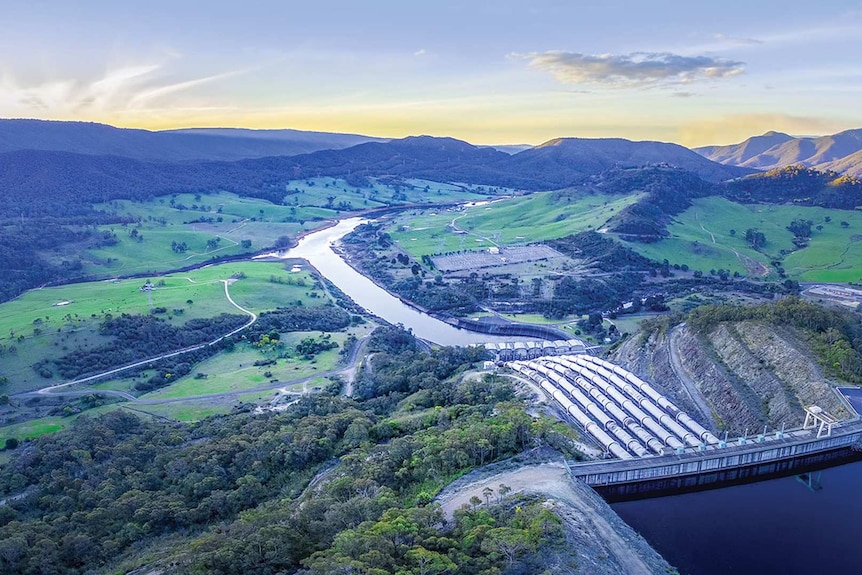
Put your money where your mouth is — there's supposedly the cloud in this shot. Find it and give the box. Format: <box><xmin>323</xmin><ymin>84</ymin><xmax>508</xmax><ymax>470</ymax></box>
<box><xmin>413</xmin><ymin>49</ymin><xmax>427</xmax><ymax>57</ymax></box>
<box><xmin>0</xmin><ymin>61</ymin><xmax>244</xmax><ymax>118</ymax></box>
<box><xmin>712</xmin><ymin>33</ymin><xmax>763</xmax><ymax>46</ymax></box>
<box><xmin>127</xmin><ymin>69</ymin><xmax>246</xmax><ymax>108</ymax></box>
<box><xmin>521</xmin><ymin>51</ymin><xmax>745</xmax><ymax>88</ymax></box>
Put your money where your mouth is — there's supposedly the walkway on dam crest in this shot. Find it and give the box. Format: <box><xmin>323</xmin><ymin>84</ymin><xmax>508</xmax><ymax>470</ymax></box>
<box><xmin>569</xmin><ymin>419</ymin><xmax>862</xmax><ymax>487</ymax></box>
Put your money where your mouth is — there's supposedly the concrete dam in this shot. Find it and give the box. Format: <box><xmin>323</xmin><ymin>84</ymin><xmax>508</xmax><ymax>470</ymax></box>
<box><xmin>506</xmin><ymin>353</ymin><xmax>862</xmax><ymax>489</ymax></box>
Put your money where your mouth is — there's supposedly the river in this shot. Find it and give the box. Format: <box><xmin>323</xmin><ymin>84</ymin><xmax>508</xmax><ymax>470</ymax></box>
<box><xmin>612</xmin><ymin>456</ymin><xmax>862</xmax><ymax>575</ymax></box>
<box><xmin>259</xmin><ymin>217</ymin><xmax>512</xmax><ymax>345</ymax></box>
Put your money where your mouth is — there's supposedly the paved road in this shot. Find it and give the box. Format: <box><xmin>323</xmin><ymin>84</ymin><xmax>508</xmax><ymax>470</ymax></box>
<box><xmin>13</xmin><ymin>280</ymin><xmax>257</xmax><ymax>401</ymax></box>
<box><xmin>14</xmin><ymin>332</ymin><xmax>370</xmax><ymax>407</ymax></box>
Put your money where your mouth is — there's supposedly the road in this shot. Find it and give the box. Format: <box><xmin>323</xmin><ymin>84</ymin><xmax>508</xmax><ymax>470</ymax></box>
<box><xmin>14</xmin><ymin>332</ymin><xmax>370</xmax><ymax>408</ymax></box>
<box><xmin>666</xmin><ymin>323</ymin><xmax>718</xmax><ymax>428</ymax></box>
<box><xmin>13</xmin><ymin>280</ymin><xmax>257</xmax><ymax>400</ymax></box>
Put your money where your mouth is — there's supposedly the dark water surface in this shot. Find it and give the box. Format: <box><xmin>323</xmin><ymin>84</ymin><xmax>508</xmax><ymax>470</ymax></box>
<box><xmin>612</xmin><ymin>458</ymin><xmax>862</xmax><ymax>575</ymax></box>
<box><xmin>837</xmin><ymin>387</ymin><xmax>862</xmax><ymax>415</ymax></box>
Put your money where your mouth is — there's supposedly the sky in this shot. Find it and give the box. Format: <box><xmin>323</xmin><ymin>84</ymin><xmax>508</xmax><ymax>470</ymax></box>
<box><xmin>1</xmin><ymin>0</ymin><xmax>861</xmax><ymax>147</ymax></box>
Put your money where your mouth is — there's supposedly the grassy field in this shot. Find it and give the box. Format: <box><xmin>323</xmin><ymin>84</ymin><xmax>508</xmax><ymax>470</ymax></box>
<box><xmin>80</xmin><ymin>179</ymin><xmax>492</xmax><ymax>278</ymax></box>
<box><xmin>497</xmin><ymin>313</ymin><xmax>574</xmax><ymax>325</ymax></box>
<box><xmin>0</xmin><ymin>261</ymin><xmax>328</xmax><ymax>394</ymax></box>
<box><xmin>136</xmin><ymin>331</ymin><xmax>349</xmax><ymax>401</ymax></box>
<box><xmin>127</xmin><ymin>403</ymin><xmax>232</xmax><ymax>422</ymax></box>
<box><xmin>620</xmin><ymin>197</ymin><xmax>862</xmax><ymax>282</ymax></box>
<box><xmin>0</xmin><ymin>405</ymin><xmax>120</xmax><ymax>445</ymax></box>
<box><xmin>0</xmin><ymin>262</ymin><xmax>370</xmax><ymax>442</ymax></box>
<box><xmin>386</xmin><ymin>191</ymin><xmax>641</xmax><ymax>258</ymax></box>
<box><xmin>86</xmin><ymin>191</ymin><xmax>310</xmax><ymax>277</ymax></box>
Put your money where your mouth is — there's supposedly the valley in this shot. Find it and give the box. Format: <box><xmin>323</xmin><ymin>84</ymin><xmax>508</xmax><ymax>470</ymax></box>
<box><xmin>3</xmin><ymin>120</ymin><xmax>862</xmax><ymax>575</ymax></box>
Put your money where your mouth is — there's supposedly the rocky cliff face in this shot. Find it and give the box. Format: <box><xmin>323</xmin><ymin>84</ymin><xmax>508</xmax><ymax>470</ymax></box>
<box><xmin>611</xmin><ymin>320</ymin><xmax>849</xmax><ymax>435</ymax></box>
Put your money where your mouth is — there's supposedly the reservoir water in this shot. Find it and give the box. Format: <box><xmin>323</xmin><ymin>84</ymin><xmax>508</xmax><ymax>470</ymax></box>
<box><xmin>260</xmin><ymin>218</ymin><xmax>512</xmax><ymax>345</ymax></box>
<box><xmin>612</xmin><ymin>457</ymin><xmax>862</xmax><ymax>575</ymax></box>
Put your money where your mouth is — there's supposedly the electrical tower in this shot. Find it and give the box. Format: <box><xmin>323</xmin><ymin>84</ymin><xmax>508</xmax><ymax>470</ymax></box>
<box><xmin>141</xmin><ymin>281</ymin><xmax>155</xmax><ymax>313</ymax></box>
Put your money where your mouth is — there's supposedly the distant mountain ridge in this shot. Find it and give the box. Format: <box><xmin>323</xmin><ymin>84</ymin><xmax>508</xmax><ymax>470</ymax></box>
<box><xmin>0</xmin><ymin>119</ymin><xmax>388</xmax><ymax>161</ymax></box>
<box><xmin>0</xmin><ymin>130</ymin><xmax>756</xmax><ymax>219</ymax></box>
<box><xmin>504</xmin><ymin>137</ymin><xmax>755</xmax><ymax>184</ymax></box>
<box><xmin>696</xmin><ymin>129</ymin><xmax>862</xmax><ymax>177</ymax></box>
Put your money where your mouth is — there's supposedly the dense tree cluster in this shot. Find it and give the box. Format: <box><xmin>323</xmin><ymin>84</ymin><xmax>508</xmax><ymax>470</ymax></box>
<box><xmin>0</xmin><ymin>217</ymin><xmax>131</xmax><ymax>302</ymax></box>
<box><xmin>49</xmin><ymin>313</ymin><xmax>247</xmax><ymax>380</ymax></box>
<box><xmin>548</xmin><ymin>230</ymin><xmax>655</xmax><ymax>272</ymax></box>
<box><xmin>0</xmin><ymin>328</ymin><xmax>577</xmax><ymax>574</ymax></box>
<box><xmin>343</xmin><ymin>223</ymin><xmax>480</xmax><ymax>316</ymax></box>
<box><xmin>588</xmin><ymin>166</ymin><xmax>715</xmax><ymax>241</ymax></box>
<box><xmin>544</xmin><ymin>273</ymin><xmax>645</xmax><ymax>319</ymax></box>
<box><xmin>745</xmin><ymin>228</ymin><xmax>767</xmax><ymax>249</ymax></box>
<box><xmin>247</xmin><ymin>305</ymin><xmax>352</xmax><ymax>341</ymax></box>
<box><xmin>723</xmin><ymin>166</ymin><xmax>862</xmax><ymax>209</ymax></box>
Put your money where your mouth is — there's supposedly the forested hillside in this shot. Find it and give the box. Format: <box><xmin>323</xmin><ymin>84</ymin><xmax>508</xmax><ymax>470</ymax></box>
<box><xmin>723</xmin><ymin>166</ymin><xmax>862</xmax><ymax>208</ymax></box>
<box><xmin>0</xmin><ymin>327</ymin><xmax>582</xmax><ymax>575</ymax></box>
<box><xmin>0</xmin><ymin>120</ymin><xmax>385</xmax><ymax>161</ymax></box>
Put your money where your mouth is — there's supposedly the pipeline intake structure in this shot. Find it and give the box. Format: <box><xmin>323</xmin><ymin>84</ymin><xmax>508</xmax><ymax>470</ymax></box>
<box><xmin>510</xmin><ymin>355</ymin><xmax>719</xmax><ymax>459</ymax></box>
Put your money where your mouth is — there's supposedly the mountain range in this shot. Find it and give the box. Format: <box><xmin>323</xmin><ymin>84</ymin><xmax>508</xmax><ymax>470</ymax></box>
<box><xmin>695</xmin><ymin>129</ymin><xmax>862</xmax><ymax>177</ymax></box>
<box><xmin>0</xmin><ymin>120</ymin><xmax>753</xmax><ymax>214</ymax></box>
<box><xmin>0</xmin><ymin>120</ymin><xmax>388</xmax><ymax>161</ymax></box>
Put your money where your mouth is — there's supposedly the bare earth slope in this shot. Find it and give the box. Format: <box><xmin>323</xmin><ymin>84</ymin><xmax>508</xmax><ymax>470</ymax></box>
<box><xmin>436</xmin><ymin>462</ymin><xmax>673</xmax><ymax>575</ymax></box>
<box><xmin>612</xmin><ymin>321</ymin><xmax>849</xmax><ymax>434</ymax></box>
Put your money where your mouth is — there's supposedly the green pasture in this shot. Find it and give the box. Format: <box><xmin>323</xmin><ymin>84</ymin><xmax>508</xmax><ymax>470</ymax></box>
<box><xmin>0</xmin><ymin>417</ymin><xmax>67</xmax><ymax>445</ymax></box>
<box><xmin>87</xmin><ymin>191</ymin><xmax>314</xmax><ymax>277</ymax></box>
<box><xmin>283</xmin><ymin>177</ymin><xmax>491</xmax><ymax>208</ymax></box>
<box><xmin>137</xmin><ymin>331</ymin><xmax>348</xmax><ymax>401</ymax></box>
<box><xmin>387</xmin><ymin>191</ymin><xmax>641</xmax><ymax>258</ymax></box>
<box><xmin>621</xmin><ymin>197</ymin><xmax>862</xmax><ymax>281</ymax></box>
<box><xmin>128</xmin><ymin>403</ymin><xmax>232</xmax><ymax>422</ymax></box>
<box><xmin>497</xmin><ymin>313</ymin><xmax>574</xmax><ymax>325</ymax></box>
<box><xmin>0</xmin><ymin>405</ymin><xmax>119</xmax><ymax>446</ymax></box>
<box><xmin>0</xmin><ymin>261</ymin><xmax>327</xmax><ymax>393</ymax></box>
<box><xmin>82</xmin><ymin>180</ymin><xmax>492</xmax><ymax>278</ymax></box>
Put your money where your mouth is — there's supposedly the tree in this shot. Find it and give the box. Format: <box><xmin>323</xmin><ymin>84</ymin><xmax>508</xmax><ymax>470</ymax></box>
<box><xmin>745</xmin><ymin>228</ymin><xmax>766</xmax><ymax>249</ymax></box>
<box><xmin>787</xmin><ymin>219</ymin><xmax>813</xmax><ymax>238</ymax></box>
<box><xmin>406</xmin><ymin>547</ymin><xmax>456</xmax><ymax>575</ymax></box>
<box><xmin>481</xmin><ymin>527</ymin><xmax>532</xmax><ymax>568</ymax></box>
<box><xmin>482</xmin><ymin>486</ymin><xmax>494</xmax><ymax>504</ymax></box>
<box><xmin>4</xmin><ymin>438</ymin><xmax>18</xmax><ymax>450</ymax></box>
<box><xmin>241</xmin><ymin>239</ymin><xmax>252</xmax><ymax>249</ymax></box>
<box><xmin>274</xmin><ymin>235</ymin><xmax>293</xmax><ymax>248</ymax></box>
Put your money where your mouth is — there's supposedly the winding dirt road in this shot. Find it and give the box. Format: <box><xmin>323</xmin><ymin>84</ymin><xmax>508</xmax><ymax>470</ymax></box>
<box><xmin>14</xmin><ymin>280</ymin><xmax>256</xmax><ymax>401</ymax></box>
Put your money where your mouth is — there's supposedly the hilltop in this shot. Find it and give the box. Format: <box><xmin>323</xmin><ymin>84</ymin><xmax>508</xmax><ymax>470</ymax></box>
<box><xmin>505</xmin><ymin>137</ymin><xmax>755</xmax><ymax>184</ymax></box>
<box><xmin>0</xmin><ymin>119</ymin><xmax>387</xmax><ymax>161</ymax></box>
<box><xmin>696</xmin><ymin>128</ymin><xmax>862</xmax><ymax>177</ymax></box>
